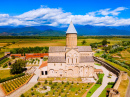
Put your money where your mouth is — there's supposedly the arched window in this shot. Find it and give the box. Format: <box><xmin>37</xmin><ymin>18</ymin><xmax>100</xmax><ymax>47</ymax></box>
<box><xmin>72</xmin><ymin>58</ymin><xmax>73</xmax><ymax>63</ymax></box>
<box><xmin>76</xmin><ymin>58</ymin><xmax>77</xmax><ymax>63</ymax></box>
<box><xmin>68</xmin><ymin>58</ymin><xmax>69</xmax><ymax>63</ymax></box>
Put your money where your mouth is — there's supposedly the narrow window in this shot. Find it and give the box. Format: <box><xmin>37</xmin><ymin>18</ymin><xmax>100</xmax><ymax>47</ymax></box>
<box><xmin>41</xmin><ymin>71</ymin><xmax>44</xmax><ymax>75</ymax></box>
<box><xmin>45</xmin><ymin>71</ymin><xmax>48</xmax><ymax>75</ymax></box>
<box><xmin>76</xmin><ymin>58</ymin><xmax>77</xmax><ymax>63</ymax></box>
<box><xmin>54</xmin><ymin>64</ymin><xmax>55</xmax><ymax>66</ymax></box>
<box><xmin>68</xmin><ymin>58</ymin><xmax>69</xmax><ymax>63</ymax></box>
<box><xmin>72</xmin><ymin>58</ymin><xmax>73</xmax><ymax>63</ymax></box>
<box><xmin>61</xmin><ymin>63</ymin><xmax>62</xmax><ymax>66</ymax></box>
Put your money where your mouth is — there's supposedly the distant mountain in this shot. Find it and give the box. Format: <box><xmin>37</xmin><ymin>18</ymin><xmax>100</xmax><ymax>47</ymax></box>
<box><xmin>0</xmin><ymin>25</ymin><xmax>130</xmax><ymax>36</ymax></box>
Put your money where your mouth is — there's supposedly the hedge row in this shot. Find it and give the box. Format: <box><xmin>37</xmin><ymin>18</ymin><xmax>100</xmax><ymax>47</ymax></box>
<box><xmin>0</xmin><ymin>73</ymin><xmax>25</xmax><ymax>83</ymax></box>
<box><xmin>0</xmin><ymin>58</ymin><xmax>9</xmax><ymax>65</ymax></box>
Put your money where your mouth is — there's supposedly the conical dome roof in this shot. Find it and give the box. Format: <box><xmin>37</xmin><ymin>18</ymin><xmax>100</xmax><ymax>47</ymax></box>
<box><xmin>66</xmin><ymin>21</ymin><xmax>77</xmax><ymax>34</ymax></box>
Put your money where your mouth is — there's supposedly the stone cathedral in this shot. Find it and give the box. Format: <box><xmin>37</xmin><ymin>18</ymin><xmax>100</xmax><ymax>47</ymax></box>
<box><xmin>39</xmin><ymin>21</ymin><xmax>95</xmax><ymax>78</ymax></box>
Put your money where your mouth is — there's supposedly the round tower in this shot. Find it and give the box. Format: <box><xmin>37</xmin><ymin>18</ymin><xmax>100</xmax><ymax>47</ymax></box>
<box><xmin>66</xmin><ymin>21</ymin><xmax>77</xmax><ymax>48</ymax></box>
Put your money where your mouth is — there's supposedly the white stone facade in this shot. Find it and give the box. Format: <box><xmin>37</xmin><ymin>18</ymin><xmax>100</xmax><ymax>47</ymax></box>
<box><xmin>39</xmin><ymin>21</ymin><xmax>95</xmax><ymax>78</ymax></box>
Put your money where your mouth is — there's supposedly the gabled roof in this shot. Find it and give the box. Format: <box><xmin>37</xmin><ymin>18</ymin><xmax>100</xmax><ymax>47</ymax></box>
<box><xmin>77</xmin><ymin>46</ymin><xmax>92</xmax><ymax>52</ymax></box>
<box><xmin>49</xmin><ymin>46</ymin><xmax>66</xmax><ymax>53</ymax></box>
<box><xmin>79</xmin><ymin>56</ymin><xmax>94</xmax><ymax>63</ymax></box>
<box><xmin>39</xmin><ymin>61</ymin><xmax>48</xmax><ymax>69</ymax></box>
<box><xmin>66</xmin><ymin>48</ymin><xmax>79</xmax><ymax>53</ymax></box>
<box><xmin>66</xmin><ymin>21</ymin><xmax>77</xmax><ymax>34</ymax></box>
<box><xmin>48</xmin><ymin>56</ymin><xmax>66</xmax><ymax>63</ymax></box>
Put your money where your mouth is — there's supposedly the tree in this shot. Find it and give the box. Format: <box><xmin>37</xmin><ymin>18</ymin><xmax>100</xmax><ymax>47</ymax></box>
<box><xmin>81</xmin><ymin>40</ymin><xmax>87</xmax><ymax>45</ymax></box>
<box><xmin>102</xmin><ymin>39</ymin><xmax>107</xmax><ymax>46</ymax></box>
<box><xmin>10</xmin><ymin>59</ymin><xmax>26</xmax><ymax>74</ymax></box>
<box><xmin>11</xmin><ymin>55</ymin><xmax>15</xmax><ymax>59</ymax></box>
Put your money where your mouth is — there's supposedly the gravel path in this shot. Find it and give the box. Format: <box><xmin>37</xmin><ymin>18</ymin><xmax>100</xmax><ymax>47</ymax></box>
<box><xmin>91</xmin><ymin>65</ymin><xmax>117</xmax><ymax>97</ymax></box>
<box><xmin>125</xmin><ymin>76</ymin><xmax>130</xmax><ymax>97</ymax></box>
<box><xmin>0</xmin><ymin>86</ymin><xmax>5</xmax><ymax>97</ymax></box>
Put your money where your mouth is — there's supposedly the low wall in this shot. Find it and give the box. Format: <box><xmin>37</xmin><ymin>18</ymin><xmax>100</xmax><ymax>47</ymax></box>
<box><xmin>93</xmin><ymin>57</ymin><xmax>120</xmax><ymax>76</ymax></box>
<box><xmin>93</xmin><ymin>57</ymin><xmax>128</xmax><ymax>97</ymax></box>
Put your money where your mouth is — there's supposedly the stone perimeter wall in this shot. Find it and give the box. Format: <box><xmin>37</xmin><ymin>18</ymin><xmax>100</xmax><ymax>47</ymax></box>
<box><xmin>93</xmin><ymin>57</ymin><xmax>128</xmax><ymax>97</ymax></box>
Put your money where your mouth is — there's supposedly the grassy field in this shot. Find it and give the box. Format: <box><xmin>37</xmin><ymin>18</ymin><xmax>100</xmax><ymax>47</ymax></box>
<box><xmin>0</xmin><ymin>69</ymin><xmax>14</xmax><ymax>79</ymax></box>
<box><xmin>118</xmin><ymin>78</ymin><xmax>129</xmax><ymax>97</ymax></box>
<box><xmin>103</xmin><ymin>59</ymin><xmax>130</xmax><ymax>76</ymax></box>
<box><xmin>99</xmin><ymin>85</ymin><xmax>113</xmax><ymax>97</ymax></box>
<box><xmin>86</xmin><ymin>84</ymin><xmax>101</xmax><ymax>97</ymax></box>
<box><xmin>23</xmin><ymin>82</ymin><xmax>93</xmax><ymax>97</ymax></box>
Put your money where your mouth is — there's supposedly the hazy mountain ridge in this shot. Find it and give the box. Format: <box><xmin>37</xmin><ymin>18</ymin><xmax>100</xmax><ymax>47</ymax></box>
<box><xmin>0</xmin><ymin>25</ymin><xmax>130</xmax><ymax>36</ymax></box>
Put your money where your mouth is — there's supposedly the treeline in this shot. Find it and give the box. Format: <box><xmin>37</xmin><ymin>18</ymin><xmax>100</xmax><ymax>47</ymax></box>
<box><xmin>0</xmin><ymin>36</ymin><xmax>130</xmax><ymax>39</ymax></box>
<box><xmin>101</xmin><ymin>53</ymin><xmax>130</xmax><ymax>70</ymax></box>
<box><xmin>10</xmin><ymin>46</ymin><xmax>49</xmax><ymax>54</ymax></box>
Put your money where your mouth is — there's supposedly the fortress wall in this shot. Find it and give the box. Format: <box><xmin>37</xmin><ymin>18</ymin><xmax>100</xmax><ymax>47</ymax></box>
<box><xmin>93</xmin><ymin>57</ymin><xmax>128</xmax><ymax>97</ymax></box>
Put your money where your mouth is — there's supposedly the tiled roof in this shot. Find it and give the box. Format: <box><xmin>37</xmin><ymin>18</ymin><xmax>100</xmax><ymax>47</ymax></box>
<box><xmin>48</xmin><ymin>56</ymin><xmax>66</xmax><ymax>63</ymax></box>
<box><xmin>79</xmin><ymin>56</ymin><xmax>94</xmax><ymax>63</ymax></box>
<box><xmin>94</xmin><ymin>69</ymin><xmax>103</xmax><ymax>72</ymax></box>
<box><xmin>77</xmin><ymin>46</ymin><xmax>92</xmax><ymax>52</ymax></box>
<box><xmin>49</xmin><ymin>46</ymin><xmax>66</xmax><ymax>53</ymax></box>
<box><xmin>26</xmin><ymin>53</ymin><xmax>48</xmax><ymax>59</ymax></box>
<box><xmin>39</xmin><ymin>61</ymin><xmax>48</xmax><ymax>69</ymax></box>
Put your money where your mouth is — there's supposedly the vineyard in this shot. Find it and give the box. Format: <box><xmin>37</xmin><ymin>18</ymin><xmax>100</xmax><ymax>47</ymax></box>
<box><xmin>1</xmin><ymin>74</ymin><xmax>32</xmax><ymax>95</ymax></box>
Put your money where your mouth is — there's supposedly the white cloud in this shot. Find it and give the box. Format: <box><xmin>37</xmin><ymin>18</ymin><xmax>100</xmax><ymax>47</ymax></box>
<box><xmin>96</xmin><ymin>7</ymin><xmax>127</xmax><ymax>16</ymax></box>
<box><xmin>0</xmin><ymin>6</ymin><xmax>129</xmax><ymax>26</ymax></box>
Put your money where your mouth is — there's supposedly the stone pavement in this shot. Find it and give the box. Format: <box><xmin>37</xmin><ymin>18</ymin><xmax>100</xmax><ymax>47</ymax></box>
<box><xmin>91</xmin><ymin>65</ymin><xmax>117</xmax><ymax>97</ymax></box>
<box><xmin>0</xmin><ymin>86</ymin><xmax>5</xmax><ymax>97</ymax></box>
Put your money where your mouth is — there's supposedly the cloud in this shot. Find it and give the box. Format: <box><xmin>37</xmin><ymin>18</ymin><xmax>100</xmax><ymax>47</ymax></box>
<box><xmin>96</xmin><ymin>7</ymin><xmax>127</xmax><ymax>16</ymax></box>
<box><xmin>0</xmin><ymin>6</ymin><xmax>129</xmax><ymax>26</ymax></box>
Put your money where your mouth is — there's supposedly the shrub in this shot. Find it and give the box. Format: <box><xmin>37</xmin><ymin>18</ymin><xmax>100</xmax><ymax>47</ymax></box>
<box><xmin>108</xmin><ymin>82</ymin><xmax>115</xmax><ymax>85</ymax></box>
<box><xmin>51</xmin><ymin>85</ymin><xmax>54</xmax><ymax>89</ymax></box>
<box><xmin>20</xmin><ymin>94</ymin><xmax>25</xmax><ymax>97</ymax></box>
<box><xmin>45</xmin><ymin>92</ymin><xmax>48</xmax><ymax>95</ymax></box>
<box><xmin>31</xmin><ymin>92</ymin><xmax>34</xmax><ymax>96</ymax></box>
<box><xmin>3</xmin><ymin>63</ymin><xmax>7</xmax><ymax>68</ymax></box>
<box><xmin>49</xmin><ymin>80</ymin><xmax>52</xmax><ymax>85</ymax></box>
<box><xmin>37</xmin><ymin>82</ymin><xmax>41</xmax><ymax>85</ymax></box>
<box><xmin>61</xmin><ymin>89</ymin><xmax>64</xmax><ymax>93</ymax></box>
<box><xmin>31</xmin><ymin>88</ymin><xmax>33</xmax><ymax>91</ymax></box>
<box><xmin>66</xmin><ymin>81</ymin><xmax>69</xmax><ymax>85</ymax></box>
<box><xmin>72</xmin><ymin>81</ymin><xmax>74</xmax><ymax>84</ymax></box>
<box><xmin>62</xmin><ymin>81</ymin><xmax>64</xmax><ymax>84</ymax></box>
<box><xmin>44</xmin><ymin>80</ymin><xmax>47</xmax><ymax>84</ymax></box>
<box><xmin>34</xmin><ymin>84</ymin><xmax>37</xmax><ymax>88</ymax></box>
<box><xmin>53</xmin><ymin>82</ymin><xmax>57</xmax><ymax>86</ymax></box>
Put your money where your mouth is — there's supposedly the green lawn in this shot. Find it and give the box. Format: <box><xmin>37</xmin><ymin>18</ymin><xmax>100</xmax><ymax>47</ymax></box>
<box><xmin>0</xmin><ymin>69</ymin><xmax>14</xmax><ymax>79</ymax></box>
<box><xmin>23</xmin><ymin>82</ymin><xmax>93</xmax><ymax>97</ymax></box>
<box><xmin>86</xmin><ymin>84</ymin><xmax>101</xmax><ymax>97</ymax></box>
<box><xmin>94</xmin><ymin>63</ymin><xmax>101</xmax><ymax>66</ymax></box>
<box><xmin>99</xmin><ymin>85</ymin><xmax>112</xmax><ymax>97</ymax></box>
<box><xmin>94</xmin><ymin>51</ymin><xmax>104</xmax><ymax>57</ymax></box>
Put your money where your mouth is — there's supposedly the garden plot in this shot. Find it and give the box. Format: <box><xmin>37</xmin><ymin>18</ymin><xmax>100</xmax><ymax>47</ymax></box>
<box><xmin>1</xmin><ymin>74</ymin><xmax>32</xmax><ymax>95</ymax></box>
<box><xmin>22</xmin><ymin>81</ymin><xmax>93</xmax><ymax>97</ymax></box>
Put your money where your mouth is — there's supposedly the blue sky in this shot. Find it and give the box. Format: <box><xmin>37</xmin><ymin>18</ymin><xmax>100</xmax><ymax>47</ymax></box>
<box><xmin>0</xmin><ymin>0</ymin><xmax>130</xmax><ymax>27</ymax></box>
